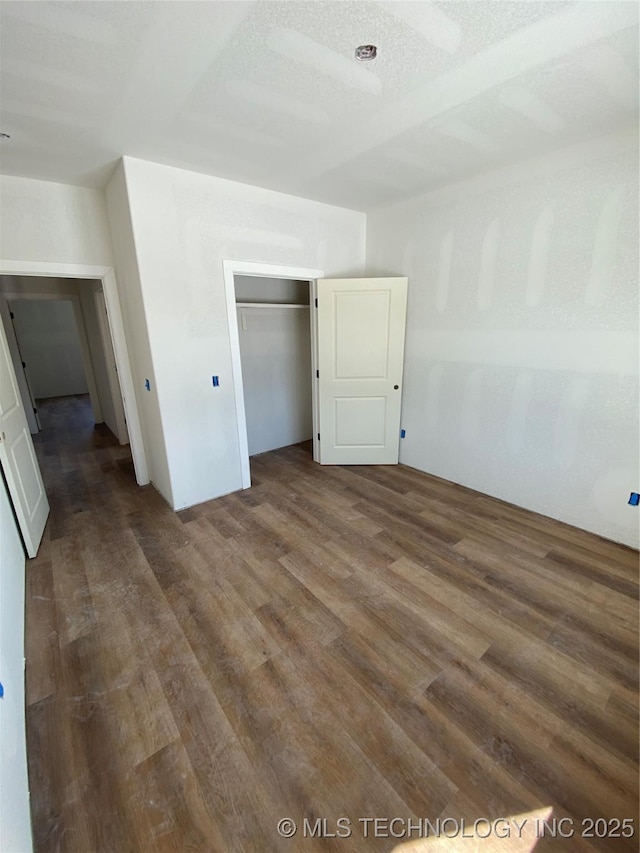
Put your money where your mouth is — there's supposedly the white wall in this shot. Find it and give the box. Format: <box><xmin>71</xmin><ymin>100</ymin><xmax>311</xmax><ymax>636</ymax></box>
<box><xmin>0</xmin><ymin>176</ymin><xmax>113</xmax><ymax>266</ymax></box>
<box><xmin>105</xmin><ymin>162</ymin><xmax>171</xmax><ymax>502</ymax></box>
<box><xmin>0</xmin><ymin>177</ymin><xmax>119</xmax><ymax>429</ymax></box>
<box><xmin>238</xmin><ymin>305</ymin><xmax>313</xmax><ymax>456</ymax></box>
<box><xmin>10</xmin><ymin>299</ymin><xmax>89</xmax><ymax>399</ymax></box>
<box><xmin>119</xmin><ymin>156</ymin><xmax>366</xmax><ymax>509</ymax></box>
<box><xmin>0</xmin><ymin>476</ymin><xmax>33</xmax><ymax>853</ymax></box>
<box><xmin>367</xmin><ymin>129</ymin><xmax>639</xmax><ymax>548</ymax></box>
<box><xmin>0</xmin><ymin>178</ymin><xmax>146</xmax><ymax>478</ymax></box>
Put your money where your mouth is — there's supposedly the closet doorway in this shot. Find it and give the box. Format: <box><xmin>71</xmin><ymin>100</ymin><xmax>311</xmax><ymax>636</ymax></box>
<box><xmin>236</xmin><ymin>275</ymin><xmax>312</xmax><ymax>457</ymax></box>
<box><xmin>223</xmin><ymin>261</ymin><xmax>323</xmax><ymax>489</ymax></box>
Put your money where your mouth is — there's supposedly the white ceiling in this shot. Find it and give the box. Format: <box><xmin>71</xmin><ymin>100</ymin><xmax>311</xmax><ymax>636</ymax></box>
<box><xmin>1</xmin><ymin>1</ymin><xmax>637</xmax><ymax>211</ymax></box>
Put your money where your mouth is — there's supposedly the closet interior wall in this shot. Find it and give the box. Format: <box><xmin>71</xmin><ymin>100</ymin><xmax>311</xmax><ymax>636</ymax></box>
<box><xmin>235</xmin><ymin>276</ymin><xmax>313</xmax><ymax>457</ymax></box>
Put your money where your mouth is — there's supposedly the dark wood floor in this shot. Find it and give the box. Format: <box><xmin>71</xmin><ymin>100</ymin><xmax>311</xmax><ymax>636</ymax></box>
<box><xmin>26</xmin><ymin>396</ymin><xmax>638</xmax><ymax>853</ymax></box>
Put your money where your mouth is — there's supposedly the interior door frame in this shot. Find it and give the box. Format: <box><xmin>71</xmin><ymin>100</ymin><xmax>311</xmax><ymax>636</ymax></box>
<box><xmin>0</xmin><ymin>260</ymin><xmax>149</xmax><ymax>485</ymax></box>
<box><xmin>94</xmin><ymin>288</ymin><xmax>129</xmax><ymax>444</ymax></box>
<box><xmin>222</xmin><ymin>259</ymin><xmax>323</xmax><ymax>489</ymax></box>
<box><xmin>4</xmin><ymin>291</ymin><xmax>104</xmax><ymax>424</ymax></box>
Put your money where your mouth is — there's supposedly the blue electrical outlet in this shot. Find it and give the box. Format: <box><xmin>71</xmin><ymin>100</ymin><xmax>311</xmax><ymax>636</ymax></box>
<box><xmin>400</xmin><ymin>429</ymin><xmax>406</xmax><ymax>438</ymax></box>
<box><xmin>144</xmin><ymin>379</ymin><xmax>150</xmax><ymax>391</ymax></box>
<box><xmin>212</xmin><ymin>375</ymin><xmax>220</xmax><ymax>387</ymax></box>
<box><xmin>629</xmin><ymin>492</ymin><xmax>639</xmax><ymax>506</ymax></box>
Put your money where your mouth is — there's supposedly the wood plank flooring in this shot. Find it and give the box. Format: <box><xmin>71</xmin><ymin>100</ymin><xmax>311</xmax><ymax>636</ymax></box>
<box><xmin>26</xmin><ymin>396</ymin><xmax>638</xmax><ymax>852</ymax></box>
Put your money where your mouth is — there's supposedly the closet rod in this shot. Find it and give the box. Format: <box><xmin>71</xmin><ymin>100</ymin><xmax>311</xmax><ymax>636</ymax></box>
<box><xmin>235</xmin><ymin>302</ymin><xmax>310</xmax><ymax>309</ymax></box>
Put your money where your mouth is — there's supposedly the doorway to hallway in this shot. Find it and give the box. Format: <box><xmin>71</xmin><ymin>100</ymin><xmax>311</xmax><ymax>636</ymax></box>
<box><xmin>0</xmin><ymin>276</ymin><xmax>129</xmax><ymax>446</ymax></box>
<box><xmin>33</xmin><ymin>395</ymin><xmax>136</xmax><ymax>525</ymax></box>
<box><xmin>0</xmin><ymin>260</ymin><xmax>147</xmax><ymax>558</ymax></box>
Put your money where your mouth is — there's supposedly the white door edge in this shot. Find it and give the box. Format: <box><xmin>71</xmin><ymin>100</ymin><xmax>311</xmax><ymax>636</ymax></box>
<box><xmin>95</xmin><ymin>289</ymin><xmax>128</xmax><ymax>444</ymax></box>
<box><xmin>310</xmin><ymin>279</ymin><xmax>320</xmax><ymax>464</ymax></box>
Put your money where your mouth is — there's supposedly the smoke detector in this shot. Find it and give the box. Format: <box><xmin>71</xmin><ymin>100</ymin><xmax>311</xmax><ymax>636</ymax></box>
<box><xmin>355</xmin><ymin>44</ymin><xmax>377</xmax><ymax>61</ymax></box>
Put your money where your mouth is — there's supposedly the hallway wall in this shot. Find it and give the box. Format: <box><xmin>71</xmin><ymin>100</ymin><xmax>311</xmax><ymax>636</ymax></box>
<box><xmin>10</xmin><ymin>299</ymin><xmax>88</xmax><ymax>399</ymax></box>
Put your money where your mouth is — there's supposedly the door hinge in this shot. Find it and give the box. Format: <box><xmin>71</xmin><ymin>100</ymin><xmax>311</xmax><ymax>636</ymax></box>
<box><xmin>316</xmin><ymin>369</ymin><xmax>319</xmax><ymax>379</ymax></box>
<box><xmin>33</xmin><ymin>407</ymin><xmax>37</xmax><ymax>414</ymax></box>
<box><xmin>22</xmin><ymin>361</ymin><xmax>26</xmax><ymax>368</ymax></box>
<box><xmin>10</xmin><ymin>311</ymin><xmax>15</xmax><ymax>319</ymax></box>
<box><xmin>317</xmin><ymin>433</ymin><xmax>320</xmax><ymax>441</ymax></box>
<box><xmin>314</xmin><ymin>297</ymin><xmax>318</xmax><ymax>308</ymax></box>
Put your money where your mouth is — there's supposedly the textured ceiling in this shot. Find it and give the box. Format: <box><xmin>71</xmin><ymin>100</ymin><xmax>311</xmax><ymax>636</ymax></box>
<box><xmin>0</xmin><ymin>1</ymin><xmax>637</xmax><ymax>210</ymax></box>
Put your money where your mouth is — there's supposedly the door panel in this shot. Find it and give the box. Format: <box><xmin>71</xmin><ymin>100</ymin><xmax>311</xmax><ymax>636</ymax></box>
<box><xmin>317</xmin><ymin>277</ymin><xmax>407</xmax><ymax>465</ymax></box>
<box><xmin>0</xmin><ymin>299</ymin><xmax>39</xmax><ymax>434</ymax></box>
<box><xmin>335</xmin><ymin>290</ymin><xmax>390</xmax><ymax>377</ymax></box>
<box><xmin>335</xmin><ymin>397</ymin><xmax>387</xmax><ymax>446</ymax></box>
<box><xmin>0</xmin><ymin>317</ymin><xmax>49</xmax><ymax>557</ymax></box>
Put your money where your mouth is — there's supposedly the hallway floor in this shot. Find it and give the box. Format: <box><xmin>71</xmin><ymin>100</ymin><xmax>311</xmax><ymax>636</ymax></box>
<box><xmin>25</xmin><ymin>396</ymin><xmax>638</xmax><ymax>852</ymax></box>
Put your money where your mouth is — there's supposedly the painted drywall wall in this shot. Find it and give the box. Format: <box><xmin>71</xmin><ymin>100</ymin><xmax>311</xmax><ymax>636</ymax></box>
<box><xmin>0</xmin><ymin>176</ymin><xmax>150</xmax><ymax>474</ymax></box>
<box><xmin>367</xmin><ymin>128</ymin><xmax>639</xmax><ymax>548</ymax></box>
<box><xmin>0</xmin><ymin>476</ymin><xmax>33</xmax><ymax>853</ymax></box>
<box><xmin>10</xmin><ymin>299</ymin><xmax>89</xmax><ymax>398</ymax></box>
<box><xmin>0</xmin><ymin>175</ymin><xmax>113</xmax><ymax>266</ymax></box>
<box><xmin>120</xmin><ymin>156</ymin><xmax>366</xmax><ymax>509</ymax></box>
<box><xmin>238</xmin><ymin>305</ymin><xmax>313</xmax><ymax>456</ymax></box>
<box><xmin>105</xmin><ymin>162</ymin><xmax>172</xmax><ymax>503</ymax></box>
<box><xmin>234</xmin><ymin>275</ymin><xmax>309</xmax><ymax>304</ymax></box>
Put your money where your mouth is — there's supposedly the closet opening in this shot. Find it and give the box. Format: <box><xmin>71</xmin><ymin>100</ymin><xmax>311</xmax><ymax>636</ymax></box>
<box><xmin>223</xmin><ymin>260</ymin><xmax>324</xmax><ymax>490</ymax></box>
<box><xmin>235</xmin><ymin>275</ymin><xmax>314</xmax><ymax>467</ymax></box>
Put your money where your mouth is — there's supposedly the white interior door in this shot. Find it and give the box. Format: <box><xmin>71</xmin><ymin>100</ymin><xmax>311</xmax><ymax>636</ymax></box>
<box><xmin>317</xmin><ymin>276</ymin><xmax>408</xmax><ymax>465</ymax></box>
<box><xmin>0</xmin><ymin>476</ymin><xmax>33</xmax><ymax>853</ymax></box>
<box><xmin>0</xmin><ymin>315</ymin><xmax>49</xmax><ymax>557</ymax></box>
<box><xmin>0</xmin><ymin>298</ymin><xmax>39</xmax><ymax>434</ymax></box>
